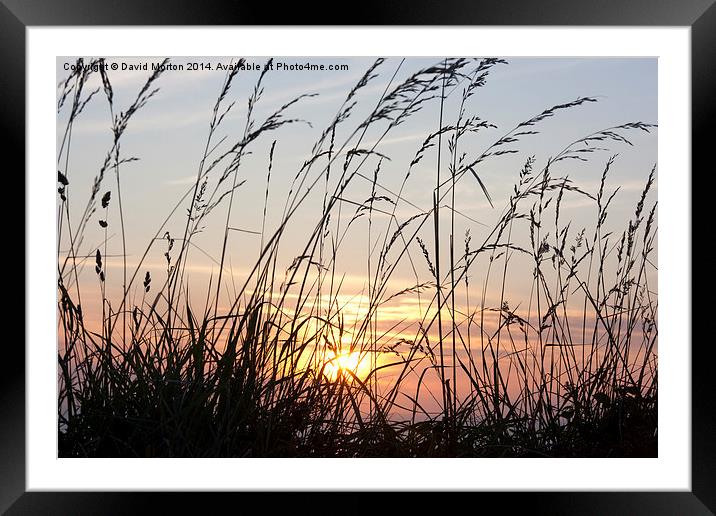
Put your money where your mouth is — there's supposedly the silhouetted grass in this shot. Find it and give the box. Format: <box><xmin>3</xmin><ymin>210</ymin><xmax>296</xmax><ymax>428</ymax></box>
<box><xmin>57</xmin><ymin>57</ymin><xmax>657</xmax><ymax>457</ymax></box>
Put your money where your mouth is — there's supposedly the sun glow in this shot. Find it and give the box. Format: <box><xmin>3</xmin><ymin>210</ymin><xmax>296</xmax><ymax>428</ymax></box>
<box><xmin>322</xmin><ymin>350</ymin><xmax>369</xmax><ymax>382</ymax></box>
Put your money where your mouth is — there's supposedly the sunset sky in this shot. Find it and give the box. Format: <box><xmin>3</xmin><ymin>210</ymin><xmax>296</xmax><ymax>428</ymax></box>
<box><xmin>57</xmin><ymin>57</ymin><xmax>657</xmax><ymax>413</ymax></box>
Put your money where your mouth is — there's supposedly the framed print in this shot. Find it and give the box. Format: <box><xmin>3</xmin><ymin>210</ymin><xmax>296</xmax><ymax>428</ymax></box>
<box><xmin>4</xmin><ymin>0</ymin><xmax>711</xmax><ymax>513</ymax></box>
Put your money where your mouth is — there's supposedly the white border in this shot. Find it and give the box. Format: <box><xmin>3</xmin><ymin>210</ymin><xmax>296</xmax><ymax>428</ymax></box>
<box><xmin>27</xmin><ymin>27</ymin><xmax>690</xmax><ymax>491</ymax></box>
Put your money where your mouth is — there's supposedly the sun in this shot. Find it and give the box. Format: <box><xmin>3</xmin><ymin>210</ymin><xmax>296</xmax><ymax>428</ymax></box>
<box><xmin>322</xmin><ymin>350</ymin><xmax>367</xmax><ymax>382</ymax></box>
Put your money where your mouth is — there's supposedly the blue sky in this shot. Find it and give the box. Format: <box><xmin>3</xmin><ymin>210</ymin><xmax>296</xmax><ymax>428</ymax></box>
<box><xmin>57</xmin><ymin>56</ymin><xmax>657</xmax><ymax>315</ymax></box>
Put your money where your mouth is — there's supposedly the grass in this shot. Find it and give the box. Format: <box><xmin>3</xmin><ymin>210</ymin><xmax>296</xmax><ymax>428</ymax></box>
<box><xmin>57</xmin><ymin>57</ymin><xmax>657</xmax><ymax>458</ymax></box>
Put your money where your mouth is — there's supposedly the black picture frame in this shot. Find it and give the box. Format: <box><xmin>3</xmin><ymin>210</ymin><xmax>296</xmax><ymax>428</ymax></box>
<box><xmin>3</xmin><ymin>1</ymin><xmax>710</xmax><ymax>513</ymax></box>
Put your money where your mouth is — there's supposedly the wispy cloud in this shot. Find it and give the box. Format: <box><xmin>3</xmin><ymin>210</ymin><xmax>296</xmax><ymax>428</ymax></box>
<box><xmin>164</xmin><ymin>174</ymin><xmax>201</xmax><ymax>186</ymax></box>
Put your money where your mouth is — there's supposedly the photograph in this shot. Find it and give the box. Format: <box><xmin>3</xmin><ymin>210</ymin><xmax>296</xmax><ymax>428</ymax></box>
<box><xmin>56</xmin><ymin>55</ymin><xmax>658</xmax><ymax>459</ymax></box>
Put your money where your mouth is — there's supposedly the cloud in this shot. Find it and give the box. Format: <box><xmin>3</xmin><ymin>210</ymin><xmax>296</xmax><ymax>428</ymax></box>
<box><xmin>164</xmin><ymin>174</ymin><xmax>201</xmax><ymax>186</ymax></box>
